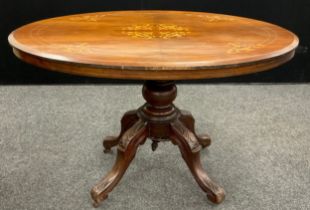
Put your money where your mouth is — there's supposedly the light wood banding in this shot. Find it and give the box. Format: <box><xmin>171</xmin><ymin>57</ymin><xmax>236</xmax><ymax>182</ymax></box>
<box><xmin>9</xmin><ymin>10</ymin><xmax>299</xmax><ymax>80</ymax></box>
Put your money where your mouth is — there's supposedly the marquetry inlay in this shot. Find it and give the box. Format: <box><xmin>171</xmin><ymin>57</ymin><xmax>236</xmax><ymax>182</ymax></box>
<box><xmin>185</xmin><ymin>13</ymin><xmax>235</xmax><ymax>22</ymax></box>
<box><xmin>69</xmin><ymin>14</ymin><xmax>107</xmax><ymax>22</ymax></box>
<box><xmin>9</xmin><ymin>10</ymin><xmax>298</xmax><ymax>80</ymax></box>
<box><xmin>121</xmin><ymin>24</ymin><xmax>190</xmax><ymax>40</ymax></box>
<box><xmin>226</xmin><ymin>27</ymin><xmax>277</xmax><ymax>54</ymax></box>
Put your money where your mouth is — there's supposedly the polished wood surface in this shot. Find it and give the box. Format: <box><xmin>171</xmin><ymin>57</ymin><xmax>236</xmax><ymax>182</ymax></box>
<box><xmin>9</xmin><ymin>10</ymin><xmax>298</xmax><ymax>80</ymax></box>
<box><xmin>92</xmin><ymin>81</ymin><xmax>224</xmax><ymax>207</ymax></box>
<box><xmin>8</xmin><ymin>11</ymin><xmax>299</xmax><ymax>207</ymax></box>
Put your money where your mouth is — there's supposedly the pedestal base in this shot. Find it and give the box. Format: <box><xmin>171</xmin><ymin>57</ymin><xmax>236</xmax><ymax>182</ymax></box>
<box><xmin>91</xmin><ymin>81</ymin><xmax>225</xmax><ymax>207</ymax></box>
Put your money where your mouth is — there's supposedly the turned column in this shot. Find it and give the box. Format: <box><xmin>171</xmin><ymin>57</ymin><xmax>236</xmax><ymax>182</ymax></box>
<box><xmin>138</xmin><ymin>81</ymin><xmax>178</xmax><ymax>150</ymax></box>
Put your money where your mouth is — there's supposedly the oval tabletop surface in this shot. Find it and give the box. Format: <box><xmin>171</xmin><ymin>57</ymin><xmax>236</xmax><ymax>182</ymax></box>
<box><xmin>9</xmin><ymin>10</ymin><xmax>299</xmax><ymax>80</ymax></box>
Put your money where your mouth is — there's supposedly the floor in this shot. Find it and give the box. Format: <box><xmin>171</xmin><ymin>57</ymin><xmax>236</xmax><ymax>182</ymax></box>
<box><xmin>0</xmin><ymin>84</ymin><xmax>309</xmax><ymax>210</ymax></box>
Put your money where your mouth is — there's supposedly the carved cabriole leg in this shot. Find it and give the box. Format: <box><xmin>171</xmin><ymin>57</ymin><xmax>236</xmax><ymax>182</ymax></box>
<box><xmin>103</xmin><ymin>110</ymin><xmax>139</xmax><ymax>153</ymax></box>
<box><xmin>91</xmin><ymin>119</ymin><xmax>147</xmax><ymax>207</ymax></box>
<box><xmin>179</xmin><ymin>110</ymin><xmax>211</xmax><ymax>148</ymax></box>
<box><xmin>170</xmin><ymin>120</ymin><xmax>225</xmax><ymax>204</ymax></box>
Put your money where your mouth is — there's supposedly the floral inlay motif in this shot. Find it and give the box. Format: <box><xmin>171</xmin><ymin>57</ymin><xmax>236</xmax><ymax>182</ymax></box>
<box><xmin>69</xmin><ymin>14</ymin><xmax>107</xmax><ymax>22</ymax></box>
<box><xmin>121</xmin><ymin>24</ymin><xmax>190</xmax><ymax>40</ymax></box>
<box><xmin>48</xmin><ymin>43</ymin><xmax>94</xmax><ymax>54</ymax></box>
<box><xmin>227</xmin><ymin>27</ymin><xmax>277</xmax><ymax>54</ymax></box>
<box><xmin>185</xmin><ymin>14</ymin><xmax>235</xmax><ymax>22</ymax></box>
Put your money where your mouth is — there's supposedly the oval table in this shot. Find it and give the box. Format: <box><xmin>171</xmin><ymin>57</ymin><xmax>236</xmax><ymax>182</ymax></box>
<box><xmin>9</xmin><ymin>10</ymin><xmax>299</xmax><ymax>207</ymax></box>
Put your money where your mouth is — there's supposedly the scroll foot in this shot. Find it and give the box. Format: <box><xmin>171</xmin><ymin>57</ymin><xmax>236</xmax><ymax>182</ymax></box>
<box><xmin>197</xmin><ymin>134</ymin><xmax>211</xmax><ymax>148</ymax></box>
<box><xmin>170</xmin><ymin>120</ymin><xmax>225</xmax><ymax>204</ymax></box>
<box><xmin>103</xmin><ymin>136</ymin><xmax>118</xmax><ymax>153</ymax></box>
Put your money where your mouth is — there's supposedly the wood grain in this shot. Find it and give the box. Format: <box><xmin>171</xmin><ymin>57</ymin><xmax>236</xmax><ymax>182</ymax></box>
<box><xmin>9</xmin><ymin>10</ymin><xmax>299</xmax><ymax>80</ymax></box>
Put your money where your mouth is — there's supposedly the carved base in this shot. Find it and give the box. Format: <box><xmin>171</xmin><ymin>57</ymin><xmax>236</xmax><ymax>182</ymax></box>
<box><xmin>91</xmin><ymin>81</ymin><xmax>225</xmax><ymax>207</ymax></box>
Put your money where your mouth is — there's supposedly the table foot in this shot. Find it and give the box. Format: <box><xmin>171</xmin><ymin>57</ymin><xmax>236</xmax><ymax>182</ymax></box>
<box><xmin>170</xmin><ymin>120</ymin><xmax>225</xmax><ymax>204</ymax></box>
<box><xmin>103</xmin><ymin>136</ymin><xmax>118</xmax><ymax>153</ymax></box>
<box><xmin>103</xmin><ymin>110</ymin><xmax>139</xmax><ymax>152</ymax></box>
<box><xmin>91</xmin><ymin>119</ymin><xmax>147</xmax><ymax>207</ymax></box>
<box><xmin>179</xmin><ymin>110</ymin><xmax>212</xmax><ymax>148</ymax></box>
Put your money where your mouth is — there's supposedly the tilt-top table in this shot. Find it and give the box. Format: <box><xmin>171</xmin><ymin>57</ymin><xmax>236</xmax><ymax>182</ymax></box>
<box><xmin>9</xmin><ymin>10</ymin><xmax>298</xmax><ymax>207</ymax></box>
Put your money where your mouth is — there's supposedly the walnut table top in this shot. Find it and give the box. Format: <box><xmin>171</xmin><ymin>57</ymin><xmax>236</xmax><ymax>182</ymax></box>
<box><xmin>9</xmin><ymin>10</ymin><xmax>298</xmax><ymax>80</ymax></box>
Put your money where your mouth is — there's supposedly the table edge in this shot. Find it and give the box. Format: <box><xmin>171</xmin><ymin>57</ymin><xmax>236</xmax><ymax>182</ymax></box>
<box><xmin>11</xmin><ymin>46</ymin><xmax>296</xmax><ymax>80</ymax></box>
